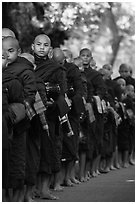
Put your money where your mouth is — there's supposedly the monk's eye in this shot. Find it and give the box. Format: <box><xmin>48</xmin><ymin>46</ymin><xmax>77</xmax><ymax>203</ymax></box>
<box><xmin>44</xmin><ymin>43</ymin><xmax>49</xmax><ymax>47</ymax></box>
<box><xmin>9</xmin><ymin>48</ymin><xmax>15</xmax><ymax>53</ymax></box>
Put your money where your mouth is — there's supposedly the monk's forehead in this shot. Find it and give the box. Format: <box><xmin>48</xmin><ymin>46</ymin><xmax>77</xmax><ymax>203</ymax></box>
<box><xmin>81</xmin><ymin>50</ymin><xmax>92</xmax><ymax>56</ymax></box>
<box><xmin>120</xmin><ymin>65</ymin><xmax>129</xmax><ymax>71</ymax></box>
<box><xmin>3</xmin><ymin>38</ymin><xmax>19</xmax><ymax>49</ymax></box>
<box><xmin>34</xmin><ymin>35</ymin><xmax>51</xmax><ymax>44</ymax></box>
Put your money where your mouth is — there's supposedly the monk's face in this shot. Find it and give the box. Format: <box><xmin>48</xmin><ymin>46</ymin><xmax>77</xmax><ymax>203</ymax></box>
<box><xmin>126</xmin><ymin>85</ymin><xmax>135</xmax><ymax>98</ymax></box>
<box><xmin>80</xmin><ymin>50</ymin><xmax>92</xmax><ymax>66</ymax></box>
<box><xmin>32</xmin><ymin>35</ymin><xmax>51</xmax><ymax>57</ymax></box>
<box><xmin>117</xmin><ymin>78</ymin><xmax>126</xmax><ymax>91</ymax></box>
<box><xmin>119</xmin><ymin>66</ymin><xmax>130</xmax><ymax>78</ymax></box>
<box><xmin>103</xmin><ymin>65</ymin><xmax>113</xmax><ymax>78</ymax></box>
<box><xmin>2</xmin><ymin>38</ymin><xmax>20</xmax><ymax>64</ymax></box>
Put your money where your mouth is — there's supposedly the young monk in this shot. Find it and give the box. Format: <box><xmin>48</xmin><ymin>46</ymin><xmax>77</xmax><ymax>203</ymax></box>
<box><xmin>2</xmin><ymin>36</ymin><xmax>37</xmax><ymax>201</ymax></box>
<box><xmin>115</xmin><ymin>77</ymin><xmax>131</xmax><ymax>168</ymax></box>
<box><xmin>52</xmin><ymin>48</ymin><xmax>84</xmax><ymax>186</ymax></box>
<box><xmin>102</xmin><ymin>64</ymin><xmax>120</xmax><ymax>170</ymax></box>
<box><xmin>114</xmin><ymin>63</ymin><xmax>135</xmax><ymax>88</ymax></box>
<box><xmin>125</xmin><ymin>85</ymin><xmax>135</xmax><ymax>165</ymax></box>
<box><xmin>2</xmin><ymin>49</ymin><xmax>25</xmax><ymax>201</ymax></box>
<box><xmin>79</xmin><ymin>48</ymin><xmax>106</xmax><ymax>179</ymax></box>
<box><xmin>32</xmin><ymin>34</ymin><xmax>69</xmax><ymax>200</ymax></box>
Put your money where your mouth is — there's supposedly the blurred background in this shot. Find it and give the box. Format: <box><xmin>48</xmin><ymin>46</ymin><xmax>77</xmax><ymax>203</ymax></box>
<box><xmin>2</xmin><ymin>2</ymin><xmax>135</xmax><ymax>78</ymax></box>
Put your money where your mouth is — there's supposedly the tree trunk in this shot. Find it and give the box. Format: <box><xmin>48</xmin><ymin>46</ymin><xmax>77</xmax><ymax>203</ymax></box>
<box><xmin>107</xmin><ymin>3</ymin><xmax>123</xmax><ymax>66</ymax></box>
<box><xmin>110</xmin><ymin>35</ymin><xmax>123</xmax><ymax>65</ymax></box>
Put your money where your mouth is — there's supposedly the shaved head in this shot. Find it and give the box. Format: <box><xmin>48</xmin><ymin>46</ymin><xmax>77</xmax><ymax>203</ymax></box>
<box><xmin>34</xmin><ymin>34</ymin><xmax>51</xmax><ymax>46</ymax></box>
<box><xmin>52</xmin><ymin>48</ymin><xmax>65</xmax><ymax>65</ymax></box>
<box><xmin>80</xmin><ymin>48</ymin><xmax>92</xmax><ymax>56</ymax></box>
<box><xmin>2</xmin><ymin>37</ymin><xmax>20</xmax><ymax>64</ymax></box>
<box><xmin>2</xmin><ymin>28</ymin><xmax>16</xmax><ymax>39</ymax></box>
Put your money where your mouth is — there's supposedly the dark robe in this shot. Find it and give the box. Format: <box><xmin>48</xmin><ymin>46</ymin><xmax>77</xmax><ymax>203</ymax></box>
<box><xmin>65</xmin><ymin>62</ymin><xmax>85</xmax><ymax>116</ymax></box>
<box><xmin>117</xmin><ymin>96</ymin><xmax>134</xmax><ymax>152</ymax></box>
<box><xmin>4</xmin><ymin>57</ymin><xmax>37</xmax><ymax>188</ymax></box>
<box><xmin>25</xmin><ymin>76</ymin><xmax>50</xmax><ymax>185</ymax></box>
<box><xmin>4</xmin><ymin>56</ymin><xmax>36</xmax><ymax>105</ymax></box>
<box><xmin>35</xmin><ymin>56</ymin><xmax>68</xmax><ymax>174</ymax></box>
<box><xmin>101</xmin><ymin>80</ymin><xmax>115</xmax><ymax>158</ymax></box>
<box><xmin>62</xmin><ymin>62</ymin><xmax>84</xmax><ymax>161</ymax></box>
<box><xmin>103</xmin><ymin>79</ymin><xmax>119</xmax><ymax>155</ymax></box>
<box><xmin>35</xmin><ymin>56</ymin><xmax>67</xmax><ymax>94</ymax></box>
<box><xmin>2</xmin><ymin>71</ymin><xmax>24</xmax><ymax>189</ymax></box>
<box><xmin>78</xmin><ymin>69</ymin><xmax>94</xmax><ymax>159</ymax></box>
<box><xmin>2</xmin><ymin>72</ymin><xmax>24</xmax><ymax>148</ymax></box>
<box><xmin>84</xmin><ymin>67</ymin><xmax>106</xmax><ymax>157</ymax></box>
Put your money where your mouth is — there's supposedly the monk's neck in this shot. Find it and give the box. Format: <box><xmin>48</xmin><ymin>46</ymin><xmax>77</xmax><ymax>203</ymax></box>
<box><xmin>83</xmin><ymin>64</ymin><xmax>90</xmax><ymax>69</ymax></box>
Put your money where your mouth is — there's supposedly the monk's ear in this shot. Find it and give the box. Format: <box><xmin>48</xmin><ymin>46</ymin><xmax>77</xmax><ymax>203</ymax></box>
<box><xmin>31</xmin><ymin>43</ymin><xmax>34</xmax><ymax>51</ymax></box>
<box><xmin>18</xmin><ymin>48</ymin><xmax>22</xmax><ymax>56</ymax></box>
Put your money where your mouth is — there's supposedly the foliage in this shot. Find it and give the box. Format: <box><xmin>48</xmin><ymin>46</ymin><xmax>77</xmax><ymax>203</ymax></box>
<box><xmin>2</xmin><ymin>2</ymin><xmax>135</xmax><ymax>73</ymax></box>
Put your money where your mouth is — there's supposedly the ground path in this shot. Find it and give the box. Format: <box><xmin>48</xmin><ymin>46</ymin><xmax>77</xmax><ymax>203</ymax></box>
<box><xmin>35</xmin><ymin>165</ymin><xmax>135</xmax><ymax>202</ymax></box>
